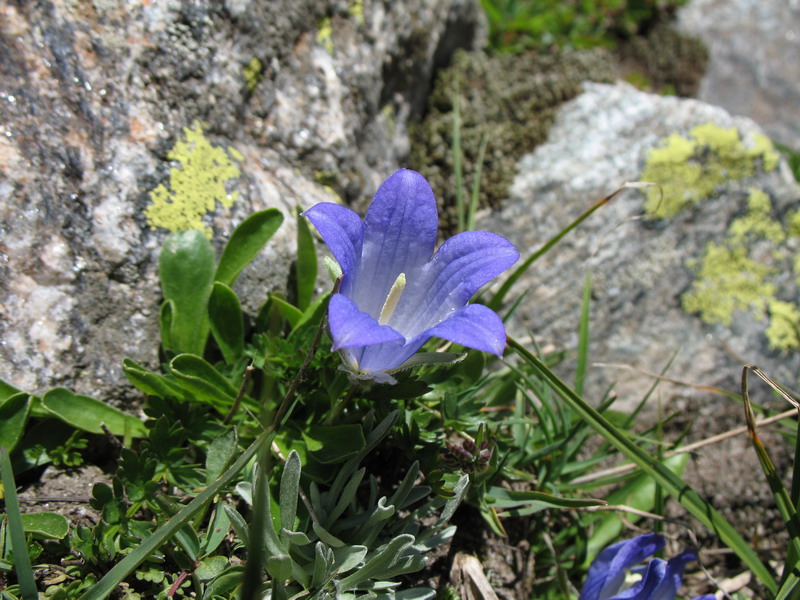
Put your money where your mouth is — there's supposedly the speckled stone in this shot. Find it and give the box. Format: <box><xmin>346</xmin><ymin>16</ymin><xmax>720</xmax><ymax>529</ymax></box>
<box><xmin>0</xmin><ymin>0</ymin><xmax>483</xmax><ymax>404</ymax></box>
<box><xmin>677</xmin><ymin>0</ymin><xmax>800</xmax><ymax>146</ymax></box>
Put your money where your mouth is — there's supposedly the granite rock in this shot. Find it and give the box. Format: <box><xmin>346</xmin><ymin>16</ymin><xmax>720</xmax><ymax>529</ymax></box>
<box><xmin>677</xmin><ymin>0</ymin><xmax>800</xmax><ymax>147</ymax></box>
<box><xmin>0</xmin><ymin>0</ymin><xmax>483</xmax><ymax>404</ymax></box>
<box><xmin>482</xmin><ymin>81</ymin><xmax>800</xmax><ymax>406</ymax></box>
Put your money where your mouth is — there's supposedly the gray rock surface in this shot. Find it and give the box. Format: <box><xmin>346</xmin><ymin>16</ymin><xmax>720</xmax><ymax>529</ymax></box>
<box><xmin>483</xmin><ymin>81</ymin><xmax>800</xmax><ymax>406</ymax></box>
<box><xmin>0</xmin><ymin>0</ymin><xmax>483</xmax><ymax>402</ymax></box>
<box><xmin>677</xmin><ymin>0</ymin><xmax>800</xmax><ymax>146</ymax></box>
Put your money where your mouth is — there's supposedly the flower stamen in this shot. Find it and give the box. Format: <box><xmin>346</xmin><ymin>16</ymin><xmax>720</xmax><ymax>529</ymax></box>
<box><xmin>378</xmin><ymin>272</ymin><xmax>406</xmax><ymax>325</ymax></box>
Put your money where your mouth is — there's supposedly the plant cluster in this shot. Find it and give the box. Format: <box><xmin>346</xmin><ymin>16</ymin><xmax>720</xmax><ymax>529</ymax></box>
<box><xmin>480</xmin><ymin>0</ymin><xmax>688</xmax><ymax>54</ymax></box>
<box><xmin>0</xmin><ymin>169</ymin><xmax>797</xmax><ymax>600</ymax></box>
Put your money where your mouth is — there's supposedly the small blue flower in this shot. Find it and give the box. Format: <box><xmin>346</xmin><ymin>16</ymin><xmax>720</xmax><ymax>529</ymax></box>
<box><xmin>303</xmin><ymin>169</ymin><xmax>519</xmax><ymax>383</ymax></box>
<box><xmin>581</xmin><ymin>533</ymin><xmax>714</xmax><ymax>600</ymax></box>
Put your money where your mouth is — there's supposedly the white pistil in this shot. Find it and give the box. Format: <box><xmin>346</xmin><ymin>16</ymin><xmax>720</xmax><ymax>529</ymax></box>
<box><xmin>378</xmin><ymin>272</ymin><xmax>406</xmax><ymax>325</ymax></box>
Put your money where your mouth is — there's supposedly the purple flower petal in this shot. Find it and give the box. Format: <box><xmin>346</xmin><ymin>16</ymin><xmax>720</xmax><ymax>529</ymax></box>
<box><xmin>356</xmin><ymin>305</ymin><xmax>508</xmax><ymax>372</ymax></box>
<box><xmin>421</xmin><ymin>304</ymin><xmax>508</xmax><ymax>356</ymax></box>
<box><xmin>355</xmin><ymin>338</ymin><xmax>420</xmax><ymax>373</ymax></box>
<box><xmin>389</xmin><ymin>230</ymin><xmax>520</xmax><ymax>339</ymax></box>
<box><xmin>350</xmin><ymin>169</ymin><xmax>439</xmax><ymax>317</ymax></box>
<box><xmin>328</xmin><ymin>294</ymin><xmax>404</xmax><ymax>351</ymax></box>
<box><xmin>580</xmin><ymin>534</ymin><xmax>665</xmax><ymax>600</ymax></box>
<box><xmin>303</xmin><ymin>169</ymin><xmax>520</xmax><ymax>381</ymax></box>
<box><xmin>609</xmin><ymin>558</ymin><xmax>668</xmax><ymax>600</ymax></box>
<box><xmin>301</xmin><ymin>203</ymin><xmax>364</xmax><ymax>295</ymax></box>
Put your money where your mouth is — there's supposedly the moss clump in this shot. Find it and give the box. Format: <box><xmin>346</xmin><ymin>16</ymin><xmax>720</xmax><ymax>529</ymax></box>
<box><xmin>409</xmin><ymin>48</ymin><xmax>615</xmax><ymax>233</ymax></box>
<box><xmin>145</xmin><ymin>121</ymin><xmax>242</xmax><ymax>237</ymax></box>
<box><xmin>642</xmin><ymin>123</ymin><xmax>780</xmax><ymax>219</ymax></box>
<box><xmin>619</xmin><ymin>24</ymin><xmax>708</xmax><ymax>97</ymax></box>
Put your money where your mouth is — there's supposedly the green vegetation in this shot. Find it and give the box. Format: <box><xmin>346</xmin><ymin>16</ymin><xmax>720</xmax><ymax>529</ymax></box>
<box><xmin>2</xmin><ymin>161</ymin><xmax>797</xmax><ymax>597</ymax></box>
<box><xmin>480</xmin><ymin>0</ymin><xmax>688</xmax><ymax>54</ymax></box>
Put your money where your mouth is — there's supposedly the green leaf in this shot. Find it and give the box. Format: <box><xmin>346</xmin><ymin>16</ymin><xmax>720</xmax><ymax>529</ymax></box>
<box><xmin>265</xmin><ymin>554</ymin><xmax>293</xmax><ymax>581</ymax></box>
<box><xmin>337</xmin><ymin>534</ymin><xmax>420</xmax><ymax>589</ymax></box>
<box><xmin>201</xmin><ymin>501</ymin><xmax>232</xmax><ymax>557</ymax></box>
<box><xmin>296</xmin><ymin>211</ymin><xmax>317</xmax><ymax>312</ymax></box>
<box><xmin>0</xmin><ymin>378</ymin><xmax>23</xmax><ymax>403</ymax></box>
<box><xmin>280</xmin><ymin>450</ymin><xmax>302</xmax><ymax>535</ymax></box>
<box><xmin>288</xmin><ymin>292</ymin><xmax>331</xmax><ymax>340</ymax></box>
<box><xmin>224</xmin><ymin>504</ymin><xmax>250</xmax><ymax>546</ymax></box>
<box><xmin>0</xmin><ymin>393</ymin><xmax>31</xmax><ymax>453</ymax></box>
<box><xmin>175</xmin><ymin>524</ymin><xmax>201</xmax><ymax>562</ymax></box>
<box><xmin>202</xmin><ymin>565</ymin><xmax>245</xmax><ymax>598</ymax></box>
<box><xmin>159</xmin><ymin>299</ymin><xmax>174</xmax><ymax>351</ymax></box>
<box><xmin>270</xmin><ymin>293</ymin><xmax>304</xmax><ymax>329</ymax></box>
<box><xmin>302</xmin><ymin>425</ymin><xmax>365</xmax><ymax>464</ymax></box>
<box><xmin>208</xmin><ymin>282</ymin><xmax>244</xmax><ymax>364</ymax></box>
<box><xmin>195</xmin><ymin>556</ymin><xmax>228</xmax><ymax>582</ymax></box>
<box><xmin>205</xmin><ymin>429</ymin><xmax>238</xmax><ymax>485</ymax></box>
<box><xmin>160</xmin><ymin>230</ymin><xmax>216</xmax><ymax>355</ymax></box>
<box><xmin>323</xmin><ymin>256</ymin><xmax>342</xmax><ymax>282</ymax></box>
<box><xmin>20</xmin><ymin>512</ymin><xmax>69</xmax><ymax>540</ymax></box>
<box><xmin>490</xmin><ymin>486</ymin><xmax>606</xmax><ymax>513</ymax></box>
<box><xmin>215</xmin><ymin>209</ymin><xmax>283</xmax><ymax>286</ymax></box>
<box><xmin>169</xmin><ymin>354</ymin><xmax>240</xmax><ymax>412</ymax></box>
<box><xmin>41</xmin><ymin>388</ymin><xmax>147</xmax><ymax>438</ymax></box>
<box><xmin>333</xmin><ymin>545</ymin><xmax>367</xmax><ymax>573</ymax></box>
<box><xmin>122</xmin><ymin>358</ymin><xmax>183</xmax><ymax>399</ymax></box>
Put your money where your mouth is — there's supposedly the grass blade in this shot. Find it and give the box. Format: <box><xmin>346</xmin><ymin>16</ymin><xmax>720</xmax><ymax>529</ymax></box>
<box><xmin>452</xmin><ymin>81</ymin><xmax>465</xmax><ymax>233</ymax></box>
<box><xmin>575</xmin><ymin>270</ymin><xmax>591</xmax><ymax>397</ymax></box>
<box><xmin>466</xmin><ymin>134</ymin><xmax>489</xmax><ymax>231</ymax></box>
<box><xmin>507</xmin><ymin>337</ymin><xmax>778</xmax><ymax>593</ymax></box>
<box><xmin>489</xmin><ymin>183</ymin><xmax>647</xmax><ymax>311</ymax></box>
<box><xmin>1</xmin><ymin>446</ymin><xmax>38</xmax><ymax>600</ymax></box>
<box><xmin>741</xmin><ymin>365</ymin><xmax>800</xmax><ymax>588</ymax></box>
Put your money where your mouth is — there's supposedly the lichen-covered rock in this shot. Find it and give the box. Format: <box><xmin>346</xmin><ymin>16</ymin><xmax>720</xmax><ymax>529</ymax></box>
<box><xmin>481</xmin><ymin>82</ymin><xmax>800</xmax><ymax>404</ymax></box>
<box><xmin>0</xmin><ymin>0</ymin><xmax>483</xmax><ymax>403</ymax></box>
<box><xmin>409</xmin><ymin>48</ymin><xmax>615</xmax><ymax>232</ymax></box>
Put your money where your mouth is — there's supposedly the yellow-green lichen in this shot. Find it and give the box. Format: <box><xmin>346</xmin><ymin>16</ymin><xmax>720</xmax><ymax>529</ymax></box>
<box><xmin>681</xmin><ymin>242</ymin><xmax>776</xmax><ymax>326</ymax></box>
<box><xmin>677</xmin><ymin>185</ymin><xmax>800</xmax><ymax>350</ymax></box>
<box><xmin>787</xmin><ymin>209</ymin><xmax>800</xmax><ymax>238</ymax></box>
<box><xmin>751</xmin><ymin>133</ymin><xmax>780</xmax><ymax>171</ymax></box>
<box><xmin>243</xmin><ymin>57</ymin><xmax>264</xmax><ymax>93</ymax></box>
<box><xmin>317</xmin><ymin>17</ymin><xmax>334</xmax><ymax>55</ymax></box>
<box><xmin>348</xmin><ymin>0</ymin><xmax>364</xmax><ymax>24</ymax></box>
<box><xmin>727</xmin><ymin>188</ymin><xmax>785</xmax><ymax>245</ymax></box>
<box><xmin>145</xmin><ymin>121</ymin><xmax>242</xmax><ymax>237</ymax></box>
<box><xmin>642</xmin><ymin>123</ymin><xmax>780</xmax><ymax>219</ymax></box>
<box><xmin>766</xmin><ymin>300</ymin><xmax>800</xmax><ymax>352</ymax></box>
